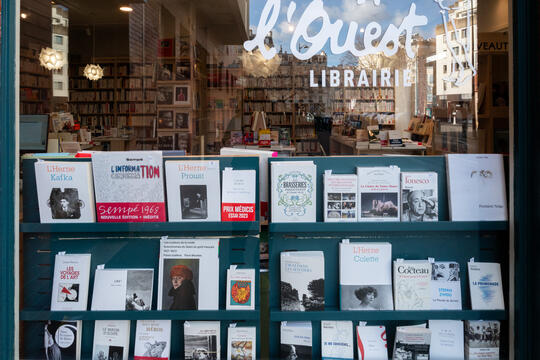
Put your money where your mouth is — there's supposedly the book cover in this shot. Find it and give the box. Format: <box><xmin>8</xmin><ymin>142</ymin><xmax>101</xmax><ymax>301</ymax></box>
<box><xmin>356</xmin><ymin>325</ymin><xmax>388</xmax><ymax>360</ymax></box>
<box><xmin>339</xmin><ymin>242</ymin><xmax>393</xmax><ymax>310</ymax></box>
<box><xmin>446</xmin><ymin>154</ymin><xmax>507</xmax><ymax>221</ymax></box>
<box><xmin>34</xmin><ymin>161</ymin><xmax>96</xmax><ymax>223</ymax></box>
<box><xmin>400</xmin><ymin>172</ymin><xmax>438</xmax><ymax>222</ymax></box>
<box><xmin>227</xmin><ymin>326</ymin><xmax>256</xmax><ymax>360</ymax></box>
<box><xmin>92</xmin><ymin>151</ymin><xmax>165</xmax><ymax>222</ymax></box>
<box><xmin>157</xmin><ymin>238</ymin><xmax>219</xmax><ymax>310</ymax></box>
<box><xmin>428</xmin><ymin>320</ymin><xmax>464</xmax><ymax>360</ymax></box>
<box><xmin>91</xmin><ymin>269</ymin><xmax>154</xmax><ymax>311</ymax></box>
<box><xmin>280</xmin><ymin>321</ymin><xmax>312</xmax><ymax>360</ymax></box>
<box><xmin>357</xmin><ymin>166</ymin><xmax>400</xmax><ymax>222</ymax></box>
<box><xmin>323</xmin><ymin>172</ymin><xmax>358</xmax><ymax>222</ymax></box>
<box><xmin>184</xmin><ymin>321</ymin><xmax>221</xmax><ymax>360</ymax></box>
<box><xmin>468</xmin><ymin>262</ymin><xmax>505</xmax><ymax>310</ymax></box>
<box><xmin>392</xmin><ymin>326</ymin><xmax>431</xmax><ymax>360</ymax></box>
<box><xmin>321</xmin><ymin>321</ymin><xmax>354</xmax><ymax>359</ymax></box>
<box><xmin>51</xmin><ymin>253</ymin><xmax>91</xmax><ymax>311</ymax></box>
<box><xmin>465</xmin><ymin>321</ymin><xmax>500</xmax><ymax>360</ymax></box>
<box><xmin>226</xmin><ymin>267</ymin><xmax>256</xmax><ymax>310</ymax></box>
<box><xmin>165</xmin><ymin>160</ymin><xmax>221</xmax><ymax>222</ymax></box>
<box><xmin>393</xmin><ymin>260</ymin><xmax>432</xmax><ymax>310</ymax></box>
<box><xmin>280</xmin><ymin>251</ymin><xmax>325</xmax><ymax>311</ymax></box>
<box><xmin>221</xmin><ymin>168</ymin><xmax>256</xmax><ymax>221</ymax></box>
<box><xmin>134</xmin><ymin>320</ymin><xmax>171</xmax><ymax>360</ymax></box>
<box><xmin>44</xmin><ymin>320</ymin><xmax>81</xmax><ymax>360</ymax></box>
<box><xmin>431</xmin><ymin>261</ymin><xmax>462</xmax><ymax>310</ymax></box>
<box><xmin>92</xmin><ymin>320</ymin><xmax>130</xmax><ymax>360</ymax></box>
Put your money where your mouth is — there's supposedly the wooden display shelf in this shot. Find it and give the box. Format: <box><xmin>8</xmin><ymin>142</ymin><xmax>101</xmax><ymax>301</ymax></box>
<box><xmin>20</xmin><ymin>310</ymin><xmax>260</xmax><ymax>321</ymax></box>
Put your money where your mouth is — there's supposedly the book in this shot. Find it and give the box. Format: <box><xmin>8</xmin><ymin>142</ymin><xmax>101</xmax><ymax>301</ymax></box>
<box><xmin>92</xmin><ymin>320</ymin><xmax>130</xmax><ymax>360</ymax></box>
<box><xmin>280</xmin><ymin>321</ymin><xmax>312</xmax><ymax>359</ymax></box>
<box><xmin>184</xmin><ymin>321</ymin><xmax>221</xmax><ymax>360</ymax></box>
<box><xmin>34</xmin><ymin>161</ymin><xmax>96</xmax><ymax>223</ymax></box>
<box><xmin>92</xmin><ymin>151</ymin><xmax>166</xmax><ymax>222</ymax></box>
<box><xmin>431</xmin><ymin>261</ymin><xmax>462</xmax><ymax>310</ymax></box>
<box><xmin>321</xmin><ymin>321</ymin><xmax>354</xmax><ymax>359</ymax></box>
<box><xmin>446</xmin><ymin>154</ymin><xmax>507</xmax><ymax>221</ymax></box>
<box><xmin>134</xmin><ymin>320</ymin><xmax>171</xmax><ymax>360</ymax></box>
<box><xmin>51</xmin><ymin>253</ymin><xmax>91</xmax><ymax>311</ymax></box>
<box><xmin>468</xmin><ymin>261</ymin><xmax>505</xmax><ymax>310</ymax></box>
<box><xmin>400</xmin><ymin>172</ymin><xmax>438</xmax><ymax>222</ymax></box>
<box><xmin>227</xmin><ymin>326</ymin><xmax>256</xmax><ymax>360</ymax></box>
<box><xmin>280</xmin><ymin>251</ymin><xmax>325</xmax><ymax>311</ymax></box>
<box><xmin>323</xmin><ymin>172</ymin><xmax>358</xmax><ymax>222</ymax></box>
<box><xmin>465</xmin><ymin>320</ymin><xmax>500</xmax><ymax>359</ymax></box>
<box><xmin>221</xmin><ymin>168</ymin><xmax>257</xmax><ymax>221</ymax></box>
<box><xmin>392</xmin><ymin>325</ymin><xmax>431</xmax><ymax>360</ymax></box>
<box><xmin>393</xmin><ymin>260</ymin><xmax>432</xmax><ymax>310</ymax></box>
<box><xmin>91</xmin><ymin>268</ymin><xmax>154</xmax><ymax>311</ymax></box>
<box><xmin>428</xmin><ymin>320</ymin><xmax>464</xmax><ymax>360</ymax></box>
<box><xmin>44</xmin><ymin>320</ymin><xmax>81</xmax><ymax>360</ymax></box>
<box><xmin>357</xmin><ymin>166</ymin><xmax>400</xmax><ymax>222</ymax></box>
<box><xmin>157</xmin><ymin>238</ymin><xmax>219</xmax><ymax>310</ymax></box>
<box><xmin>339</xmin><ymin>242</ymin><xmax>393</xmax><ymax>310</ymax></box>
<box><xmin>356</xmin><ymin>325</ymin><xmax>388</xmax><ymax>360</ymax></box>
<box><xmin>271</xmin><ymin>161</ymin><xmax>317</xmax><ymax>223</ymax></box>
<box><xmin>226</xmin><ymin>267</ymin><xmax>256</xmax><ymax>310</ymax></box>
<box><xmin>165</xmin><ymin>160</ymin><xmax>221</xmax><ymax>222</ymax></box>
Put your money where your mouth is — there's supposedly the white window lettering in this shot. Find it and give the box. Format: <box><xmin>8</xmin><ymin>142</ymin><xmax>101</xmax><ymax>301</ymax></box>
<box><xmin>309</xmin><ymin>70</ymin><xmax>319</xmax><ymax>87</ymax></box>
<box><xmin>403</xmin><ymin>69</ymin><xmax>412</xmax><ymax>87</ymax></box>
<box><xmin>330</xmin><ymin>70</ymin><xmax>340</xmax><ymax>87</ymax></box>
<box><xmin>381</xmin><ymin>68</ymin><xmax>391</xmax><ymax>87</ymax></box>
<box><xmin>321</xmin><ymin>69</ymin><xmax>327</xmax><ymax>87</ymax></box>
<box><xmin>372</xmin><ymin>70</ymin><xmax>377</xmax><ymax>87</ymax></box>
<box><xmin>357</xmin><ymin>70</ymin><xmax>369</xmax><ymax>87</ymax></box>
<box><xmin>344</xmin><ymin>70</ymin><xmax>354</xmax><ymax>87</ymax></box>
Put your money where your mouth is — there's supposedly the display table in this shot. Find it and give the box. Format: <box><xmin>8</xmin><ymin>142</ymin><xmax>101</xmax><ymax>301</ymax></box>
<box><xmin>329</xmin><ymin>134</ymin><xmax>426</xmax><ymax>155</ymax></box>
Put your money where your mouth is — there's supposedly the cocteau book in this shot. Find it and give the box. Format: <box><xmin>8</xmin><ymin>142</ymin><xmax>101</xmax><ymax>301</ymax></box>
<box><xmin>465</xmin><ymin>320</ymin><xmax>500</xmax><ymax>360</ymax></box>
<box><xmin>184</xmin><ymin>321</ymin><xmax>221</xmax><ymax>360</ymax></box>
<box><xmin>321</xmin><ymin>321</ymin><xmax>354</xmax><ymax>359</ymax></box>
<box><xmin>339</xmin><ymin>242</ymin><xmax>393</xmax><ymax>310</ymax></box>
<box><xmin>468</xmin><ymin>261</ymin><xmax>505</xmax><ymax>310</ymax></box>
<box><xmin>280</xmin><ymin>251</ymin><xmax>325</xmax><ymax>311</ymax></box>
<box><xmin>134</xmin><ymin>320</ymin><xmax>171</xmax><ymax>360</ymax></box>
<box><xmin>226</xmin><ymin>267</ymin><xmax>256</xmax><ymax>310</ymax></box>
<box><xmin>165</xmin><ymin>160</ymin><xmax>221</xmax><ymax>222</ymax></box>
<box><xmin>428</xmin><ymin>320</ymin><xmax>464</xmax><ymax>360</ymax></box>
<box><xmin>393</xmin><ymin>260</ymin><xmax>432</xmax><ymax>310</ymax></box>
<box><xmin>221</xmin><ymin>168</ymin><xmax>257</xmax><ymax>221</ymax></box>
<box><xmin>392</xmin><ymin>325</ymin><xmax>431</xmax><ymax>360</ymax></box>
<box><xmin>91</xmin><ymin>268</ymin><xmax>154</xmax><ymax>311</ymax></box>
<box><xmin>356</xmin><ymin>324</ymin><xmax>388</xmax><ymax>360</ymax></box>
<box><xmin>280</xmin><ymin>321</ymin><xmax>312</xmax><ymax>360</ymax></box>
<box><xmin>92</xmin><ymin>151</ymin><xmax>166</xmax><ymax>222</ymax></box>
<box><xmin>446</xmin><ymin>154</ymin><xmax>507</xmax><ymax>221</ymax></box>
<box><xmin>44</xmin><ymin>320</ymin><xmax>81</xmax><ymax>360</ymax></box>
<box><xmin>227</xmin><ymin>326</ymin><xmax>256</xmax><ymax>360</ymax></box>
<box><xmin>271</xmin><ymin>161</ymin><xmax>317</xmax><ymax>223</ymax></box>
<box><xmin>323</xmin><ymin>172</ymin><xmax>358</xmax><ymax>222</ymax></box>
<box><xmin>357</xmin><ymin>166</ymin><xmax>400</xmax><ymax>222</ymax></box>
<box><xmin>157</xmin><ymin>238</ymin><xmax>219</xmax><ymax>310</ymax></box>
<box><xmin>34</xmin><ymin>161</ymin><xmax>96</xmax><ymax>223</ymax></box>
<box><xmin>400</xmin><ymin>172</ymin><xmax>438</xmax><ymax>222</ymax></box>
<box><xmin>51</xmin><ymin>253</ymin><xmax>91</xmax><ymax>311</ymax></box>
<box><xmin>431</xmin><ymin>261</ymin><xmax>462</xmax><ymax>310</ymax></box>
<box><xmin>92</xmin><ymin>320</ymin><xmax>130</xmax><ymax>360</ymax></box>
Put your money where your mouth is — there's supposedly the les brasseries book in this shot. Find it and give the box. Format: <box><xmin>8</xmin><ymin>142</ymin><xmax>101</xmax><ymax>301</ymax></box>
<box><xmin>44</xmin><ymin>320</ymin><xmax>81</xmax><ymax>360</ymax></box>
<box><xmin>465</xmin><ymin>320</ymin><xmax>500</xmax><ymax>360</ymax></box>
<box><xmin>468</xmin><ymin>261</ymin><xmax>505</xmax><ymax>310</ymax></box>
<box><xmin>323</xmin><ymin>172</ymin><xmax>358</xmax><ymax>222</ymax></box>
<box><xmin>134</xmin><ymin>320</ymin><xmax>171</xmax><ymax>360</ymax></box>
<box><xmin>226</xmin><ymin>267</ymin><xmax>256</xmax><ymax>310</ymax></box>
<box><xmin>400</xmin><ymin>172</ymin><xmax>438</xmax><ymax>222</ymax></box>
<box><xmin>356</xmin><ymin>324</ymin><xmax>388</xmax><ymax>360</ymax></box>
<box><xmin>92</xmin><ymin>320</ymin><xmax>130</xmax><ymax>360</ymax></box>
<box><xmin>428</xmin><ymin>320</ymin><xmax>464</xmax><ymax>360</ymax></box>
<box><xmin>392</xmin><ymin>325</ymin><xmax>431</xmax><ymax>360</ymax></box>
<box><xmin>227</xmin><ymin>326</ymin><xmax>256</xmax><ymax>360</ymax></box>
<box><xmin>321</xmin><ymin>321</ymin><xmax>354</xmax><ymax>360</ymax></box>
<box><xmin>34</xmin><ymin>160</ymin><xmax>96</xmax><ymax>223</ymax></box>
<box><xmin>393</xmin><ymin>260</ymin><xmax>432</xmax><ymax>311</ymax></box>
<box><xmin>184</xmin><ymin>321</ymin><xmax>221</xmax><ymax>360</ymax></box>
<box><xmin>50</xmin><ymin>253</ymin><xmax>91</xmax><ymax>311</ymax></box>
<box><xmin>221</xmin><ymin>168</ymin><xmax>256</xmax><ymax>221</ymax></box>
<box><xmin>280</xmin><ymin>321</ymin><xmax>312</xmax><ymax>360</ymax></box>
<box><xmin>356</xmin><ymin>166</ymin><xmax>400</xmax><ymax>222</ymax></box>
<box><xmin>431</xmin><ymin>261</ymin><xmax>462</xmax><ymax>310</ymax></box>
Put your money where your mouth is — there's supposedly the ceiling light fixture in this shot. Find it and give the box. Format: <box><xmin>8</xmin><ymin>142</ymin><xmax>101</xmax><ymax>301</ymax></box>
<box><xmin>119</xmin><ymin>6</ymin><xmax>133</xmax><ymax>12</ymax></box>
<box><xmin>21</xmin><ymin>13</ymin><xmax>28</xmax><ymax>19</ymax></box>
<box><xmin>83</xmin><ymin>64</ymin><xmax>104</xmax><ymax>81</ymax></box>
<box><xmin>39</xmin><ymin>47</ymin><xmax>65</xmax><ymax>70</ymax></box>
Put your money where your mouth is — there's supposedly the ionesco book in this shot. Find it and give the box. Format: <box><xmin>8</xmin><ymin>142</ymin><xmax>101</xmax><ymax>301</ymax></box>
<box><xmin>357</xmin><ymin>166</ymin><xmax>400</xmax><ymax>222</ymax></box>
<box><xmin>400</xmin><ymin>172</ymin><xmax>438</xmax><ymax>222</ymax></box>
<box><xmin>393</xmin><ymin>260</ymin><xmax>432</xmax><ymax>310</ymax></box>
<box><xmin>468</xmin><ymin>261</ymin><xmax>505</xmax><ymax>310</ymax></box>
<box><xmin>92</xmin><ymin>320</ymin><xmax>130</xmax><ymax>360</ymax></box>
<box><xmin>50</xmin><ymin>253</ymin><xmax>91</xmax><ymax>311</ymax></box>
<box><xmin>323</xmin><ymin>172</ymin><xmax>358</xmax><ymax>222</ymax></box>
<box><xmin>321</xmin><ymin>321</ymin><xmax>354</xmax><ymax>359</ymax></box>
<box><xmin>280</xmin><ymin>321</ymin><xmax>312</xmax><ymax>360</ymax></box>
<box><xmin>431</xmin><ymin>261</ymin><xmax>462</xmax><ymax>310</ymax></box>
<box><xmin>134</xmin><ymin>320</ymin><xmax>171</xmax><ymax>360</ymax></box>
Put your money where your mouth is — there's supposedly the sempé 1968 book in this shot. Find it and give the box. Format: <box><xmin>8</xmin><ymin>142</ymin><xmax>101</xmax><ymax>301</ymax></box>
<box><xmin>357</xmin><ymin>166</ymin><xmax>400</xmax><ymax>222</ymax></box>
<box><xmin>323</xmin><ymin>172</ymin><xmax>358</xmax><ymax>222</ymax></box>
<box><xmin>50</xmin><ymin>253</ymin><xmax>91</xmax><ymax>311</ymax></box>
<box><xmin>468</xmin><ymin>261</ymin><xmax>505</xmax><ymax>310</ymax></box>
<box><xmin>221</xmin><ymin>167</ymin><xmax>256</xmax><ymax>221</ymax></box>
<box><xmin>356</xmin><ymin>324</ymin><xmax>388</xmax><ymax>360</ymax></box>
<box><xmin>428</xmin><ymin>320</ymin><xmax>464</xmax><ymax>360</ymax></box>
<box><xmin>92</xmin><ymin>320</ymin><xmax>130</xmax><ymax>360</ymax></box>
<box><xmin>44</xmin><ymin>320</ymin><xmax>81</xmax><ymax>360</ymax></box>
<box><xmin>465</xmin><ymin>320</ymin><xmax>500</xmax><ymax>360</ymax></box>
<box><xmin>321</xmin><ymin>321</ymin><xmax>354</xmax><ymax>359</ymax></box>
<box><xmin>393</xmin><ymin>260</ymin><xmax>432</xmax><ymax>310</ymax></box>
<box><xmin>280</xmin><ymin>321</ymin><xmax>312</xmax><ymax>360</ymax></box>
<box><xmin>392</xmin><ymin>325</ymin><xmax>431</xmax><ymax>360</ymax></box>
<box><xmin>431</xmin><ymin>261</ymin><xmax>462</xmax><ymax>310</ymax></box>
<box><xmin>184</xmin><ymin>321</ymin><xmax>221</xmax><ymax>360</ymax></box>
<box><xmin>227</xmin><ymin>326</ymin><xmax>256</xmax><ymax>360</ymax></box>
<box><xmin>400</xmin><ymin>172</ymin><xmax>438</xmax><ymax>222</ymax></box>
<box><xmin>134</xmin><ymin>320</ymin><xmax>171</xmax><ymax>360</ymax></box>
<box><xmin>226</xmin><ymin>267</ymin><xmax>256</xmax><ymax>310</ymax></box>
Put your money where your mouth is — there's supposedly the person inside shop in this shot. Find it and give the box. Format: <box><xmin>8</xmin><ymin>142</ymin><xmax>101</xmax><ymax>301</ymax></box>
<box><xmin>168</xmin><ymin>264</ymin><xmax>196</xmax><ymax>310</ymax></box>
<box><xmin>402</xmin><ymin>190</ymin><xmax>437</xmax><ymax>222</ymax></box>
<box><xmin>354</xmin><ymin>286</ymin><xmax>379</xmax><ymax>310</ymax></box>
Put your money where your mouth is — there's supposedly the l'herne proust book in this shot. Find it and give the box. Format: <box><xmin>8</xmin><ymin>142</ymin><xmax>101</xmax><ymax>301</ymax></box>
<box><xmin>165</xmin><ymin>160</ymin><xmax>221</xmax><ymax>221</ymax></box>
<box><xmin>280</xmin><ymin>251</ymin><xmax>324</xmax><ymax>311</ymax></box>
<box><xmin>134</xmin><ymin>320</ymin><xmax>171</xmax><ymax>360</ymax></box>
<box><xmin>51</xmin><ymin>253</ymin><xmax>91</xmax><ymax>311</ymax></box>
<box><xmin>400</xmin><ymin>172</ymin><xmax>438</xmax><ymax>222</ymax></box>
<box><xmin>465</xmin><ymin>320</ymin><xmax>500</xmax><ymax>360</ymax></box>
<box><xmin>324</xmin><ymin>172</ymin><xmax>358</xmax><ymax>222</ymax></box>
<box><xmin>339</xmin><ymin>242</ymin><xmax>393</xmax><ymax>310</ymax></box>
<box><xmin>280</xmin><ymin>321</ymin><xmax>312</xmax><ymax>360</ymax></box>
<box><xmin>428</xmin><ymin>320</ymin><xmax>464</xmax><ymax>360</ymax></box>
<box><xmin>226</xmin><ymin>267</ymin><xmax>256</xmax><ymax>310</ymax></box>
<box><xmin>356</xmin><ymin>325</ymin><xmax>388</xmax><ymax>360</ymax></box>
<box><xmin>44</xmin><ymin>320</ymin><xmax>81</xmax><ymax>360</ymax></box>
<box><xmin>468</xmin><ymin>261</ymin><xmax>504</xmax><ymax>310</ymax></box>
<box><xmin>271</xmin><ymin>161</ymin><xmax>316</xmax><ymax>223</ymax></box>
<box><xmin>431</xmin><ymin>261</ymin><xmax>462</xmax><ymax>310</ymax></box>
<box><xmin>392</xmin><ymin>325</ymin><xmax>431</xmax><ymax>360</ymax></box>
<box><xmin>393</xmin><ymin>260</ymin><xmax>432</xmax><ymax>310</ymax></box>
<box><xmin>92</xmin><ymin>320</ymin><xmax>130</xmax><ymax>360</ymax></box>
<box><xmin>227</xmin><ymin>326</ymin><xmax>256</xmax><ymax>360</ymax></box>
<box><xmin>34</xmin><ymin>161</ymin><xmax>96</xmax><ymax>223</ymax></box>
<box><xmin>92</xmin><ymin>151</ymin><xmax>165</xmax><ymax>222</ymax></box>
<box><xmin>157</xmin><ymin>238</ymin><xmax>219</xmax><ymax>310</ymax></box>
<box><xmin>321</xmin><ymin>321</ymin><xmax>354</xmax><ymax>360</ymax></box>
<box><xmin>184</xmin><ymin>321</ymin><xmax>221</xmax><ymax>360</ymax></box>
<box><xmin>91</xmin><ymin>268</ymin><xmax>154</xmax><ymax>311</ymax></box>
<box><xmin>357</xmin><ymin>166</ymin><xmax>400</xmax><ymax>222</ymax></box>
<box><xmin>221</xmin><ymin>168</ymin><xmax>256</xmax><ymax>221</ymax></box>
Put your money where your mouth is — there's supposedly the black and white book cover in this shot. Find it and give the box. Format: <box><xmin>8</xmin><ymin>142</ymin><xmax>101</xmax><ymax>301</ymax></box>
<box><xmin>431</xmin><ymin>261</ymin><xmax>462</xmax><ymax>310</ymax></box>
<box><xmin>51</xmin><ymin>253</ymin><xmax>91</xmax><ymax>311</ymax></box>
<box><xmin>392</xmin><ymin>325</ymin><xmax>431</xmax><ymax>360</ymax></box>
<box><xmin>227</xmin><ymin>326</ymin><xmax>256</xmax><ymax>360</ymax></box>
<box><xmin>465</xmin><ymin>320</ymin><xmax>500</xmax><ymax>360</ymax></box>
<box><xmin>44</xmin><ymin>320</ymin><xmax>81</xmax><ymax>360</ymax></box>
<box><xmin>92</xmin><ymin>320</ymin><xmax>130</xmax><ymax>360</ymax></box>
<box><xmin>324</xmin><ymin>172</ymin><xmax>358</xmax><ymax>222</ymax></box>
<box><xmin>184</xmin><ymin>321</ymin><xmax>221</xmax><ymax>360</ymax></box>
<box><xmin>429</xmin><ymin>320</ymin><xmax>464</xmax><ymax>360</ymax></box>
<box><xmin>393</xmin><ymin>260</ymin><xmax>432</xmax><ymax>310</ymax></box>
<box><xmin>401</xmin><ymin>172</ymin><xmax>438</xmax><ymax>222</ymax></box>
<box><xmin>280</xmin><ymin>251</ymin><xmax>324</xmax><ymax>311</ymax></box>
<box><xmin>280</xmin><ymin>321</ymin><xmax>312</xmax><ymax>360</ymax></box>
<box><xmin>134</xmin><ymin>320</ymin><xmax>171</xmax><ymax>360</ymax></box>
<box><xmin>357</xmin><ymin>166</ymin><xmax>400</xmax><ymax>222</ymax></box>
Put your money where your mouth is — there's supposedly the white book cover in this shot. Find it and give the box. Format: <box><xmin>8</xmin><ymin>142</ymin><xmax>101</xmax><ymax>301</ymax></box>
<box><xmin>157</xmin><ymin>238</ymin><xmax>219</xmax><ymax>310</ymax></box>
<box><xmin>134</xmin><ymin>320</ymin><xmax>171</xmax><ymax>360</ymax></box>
<box><xmin>468</xmin><ymin>262</ymin><xmax>505</xmax><ymax>310</ymax></box>
<box><xmin>393</xmin><ymin>260</ymin><xmax>432</xmax><ymax>310</ymax></box>
<box><xmin>92</xmin><ymin>151</ymin><xmax>166</xmax><ymax>222</ymax></box>
<box><xmin>357</xmin><ymin>166</ymin><xmax>400</xmax><ymax>222</ymax></box>
<box><xmin>184</xmin><ymin>321</ymin><xmax>221</xmax><ymax>360</ymax></box>
<box><xmin>429</xmin><ymin>320</ymin><xmax>464</xmax><ymax>360</ymax></box>
<box><xmin>227</xmin><ymin>326</ymin><xmax>256</xmax><ymax>360</ymax></box>
<box><xmin>271</xmin><ymin>161</ymin><xmax>317</xmax><ymax>223</ymax></box>
<box><xmin>91</xmin><ymin>269</ymin><xmax>154</xmax><ymax>311</ymax></box>
<box><xmin>356</xmin><ymin>325</ymin><xmax>388</xmax><ymax>360</ymax></box>
<box><xmin>446</xmin><ymin>154</ymin><xmax>507</xmax><ymax>221</ymax></box>
<box><xmin>339</xmin><ymin>242</ymin><xmax>393</xmax><ymax>310</ymax></box>
<box><xmin>280</xmin><ymin>321</ymin><xmax>312</xmax><ymax>360</ymax></box>
<box><xmin>324</xmin><ymin>172</ymin><xmax>358</xmax><ymax>222</ymax></box>
<box><xmin>226</xmin><ymin>267</ymin><xmax>256</xmax><ymax>310</ymax></box>
<box><xmin>165</xmin><ymin>160</ymin><xmax>221</xmax><ymax>222</ymax></box>
<box><xmin>34</xmin><ymin>161</ymin><xmax>96</xmax><ymax>223</ymax></box>
<box><xmin>280</xmin><ymin>251</ymin><xmax>325</xmax><ymax>311</ymax></box>
<box><xmin>321</xmin><ymin>321</ymin><xmax>354</xmax><ymax>359</ymax></box>
<box><xmin>92</xmin><ymin>320</ymin><xmax>130</xmax><ymax>360</ymax></box>
<box><xmin>44</xmin><ymin>320</ymin><xmax>82</xmax><ymax>360</ymax></box>
<box><xmin>51</xmin><ymin>253</ymin><xmax>91</xmax><ymax>311</ymax></box>
<box><xmin>221</xmin><ymin>168</ymin><xmax>257</xmax><ymax>221</ymax></box>
<box><xmin>393</xmin><ymin>326</ymin><xmax>431</xmax><ymax>360</ymax></box>
<box><xmin>400</xmin><ymin>172</ymin><xmax>438</xmax><ymax>222</ymax></box>
<box><xmin>465</xmin><ymin>320</ymin><xmax>500</xmax><ymax>360</ymax></box>
<box><xmin>431</xmin><ymin>261</ymin><xmax>462</xmax><ymax>310</ymax></box>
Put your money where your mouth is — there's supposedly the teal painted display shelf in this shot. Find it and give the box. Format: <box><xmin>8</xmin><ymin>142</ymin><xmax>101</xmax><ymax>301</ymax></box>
<box><xmin>21</xmin><ymin>310</ymin><xmax>260</xmax><ymax>321</ymax></box>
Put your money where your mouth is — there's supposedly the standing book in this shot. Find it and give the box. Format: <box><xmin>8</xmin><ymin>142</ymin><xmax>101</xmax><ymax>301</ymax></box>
<box><xmin>431</xmin><ymin>261</ymin><xmax>462</xmax><ymax>310</ymax></box>
<box><xmin>184</xmin><ymin>321</ymin><xmax>221</xmax><ymax>360</ymax></box>
<box><xmin>44</xmin><ymin>320</ymin><xmax>81</xmax><ymax>360</ymax></box>
<box><xmin>465</xmin><ymin>320</ymin><xmax>500</xmax><ymax>359</ymax></box>
<box><xmin>428</xmin><ymin>320</ymin><xmax>464</xmax><ymax>360</ymax></box>
<box><xmin>392</xmin><ymin>325</ymin><xmax>431</xmax><ymax>360</ymax></box>
<box><xmin>221</xmin><ymin>168</ymin><xmax>257</xmax><ymax>221</ymax></box>
<box><xmin>321</xmin><ymin>321</ymin><xmax>354</xmax><ymax>359</ymax></box>
<box><xmin>280</xmin><ymin>321</ymin><xmax>312</xmax><ymax>360</ymax></box>
<box><xmin>134</xmin><ymin>320</ymin><xmax>171</xmax><ymax>360</ymax></box>
<box><xmin>227</xmin><ymin>326</ymin><xmax>256</xmax><ymax>360</ymax></box>
<box><xmin>226</xmin><ymin>267</ymin><xmax>256</xmax><ymax>310</ymax></box>
<box><xmin>468</xmin><ymin>261</ymin><xmax>505</xmax><ymax>310</ymax></box>
<box><xmin>92</xmin><ymin>320</ymin><xmax>130</xmax><ymax>360</ymax></box>
<box><xmin>50</xmin><ymin>253</ymin><xmax>91</xmax><ymax>311</ymax></box>
<box><xmin>357</xmin><ymin>166</ymin><xmax>400</xmax><ymax>222</ymax></box>
<box><xmin>356</xmin><ymin>325</ymin><xmax>388</xmax><ymax>360</ymax></box>
<box><xmin>323</xmin><ymin>172</ymin><xmax>358</xmax><ymax>222</ymax></box>
<box><xmin>400</xmin><ymin>172</ymin><xmax>438</xmax><ymax>222</ymax></box>
<box><xmin>393</xmin><ymin>260</ymin><xmax>432</xmax><ymax>310</ymax></box>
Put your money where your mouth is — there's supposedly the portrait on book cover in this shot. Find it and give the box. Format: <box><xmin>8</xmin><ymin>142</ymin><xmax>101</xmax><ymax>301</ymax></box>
<box><xmin>48</xmin><ymin>188</ymin><xmax>83</xmax><ymax>219</ymax></box>
<box><xmin>340</xmin><ymin>285</ymin><xmax>393</xmax><ymax>310</ymax></box>
<box><xmin>280</xmin><ymin>344</ymin><xmax>311</xmax><ymax>360</ymax></box>
<box><xmin>162</xmin><ymin>259</ymin><xmax>199</xmax><ymax>310</ymax></box>
<box><xmin>158</xmin><ymin>110</ymin><xmax>174</xmax><ymax>129</ymax></box>
<box><xmin>180</xmin><ymin>185</ymin><xmax>208</xmax><ymax>219</ymax></box>
<box><xmin>402</xmin><ymin>189</ymin><xmax>438</xmax><ymax>222</ymax></box>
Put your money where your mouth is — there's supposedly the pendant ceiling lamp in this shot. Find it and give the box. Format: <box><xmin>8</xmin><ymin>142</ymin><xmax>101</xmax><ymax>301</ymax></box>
<box><xmin>84</xmin><ymin>23</ymin><xmax>103</xmax><ymax>81</ymax></box>
<box><xmin>39</xmin><ymin>47</ymin><xmax>65</xmax><ymax>70</ymax></box>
